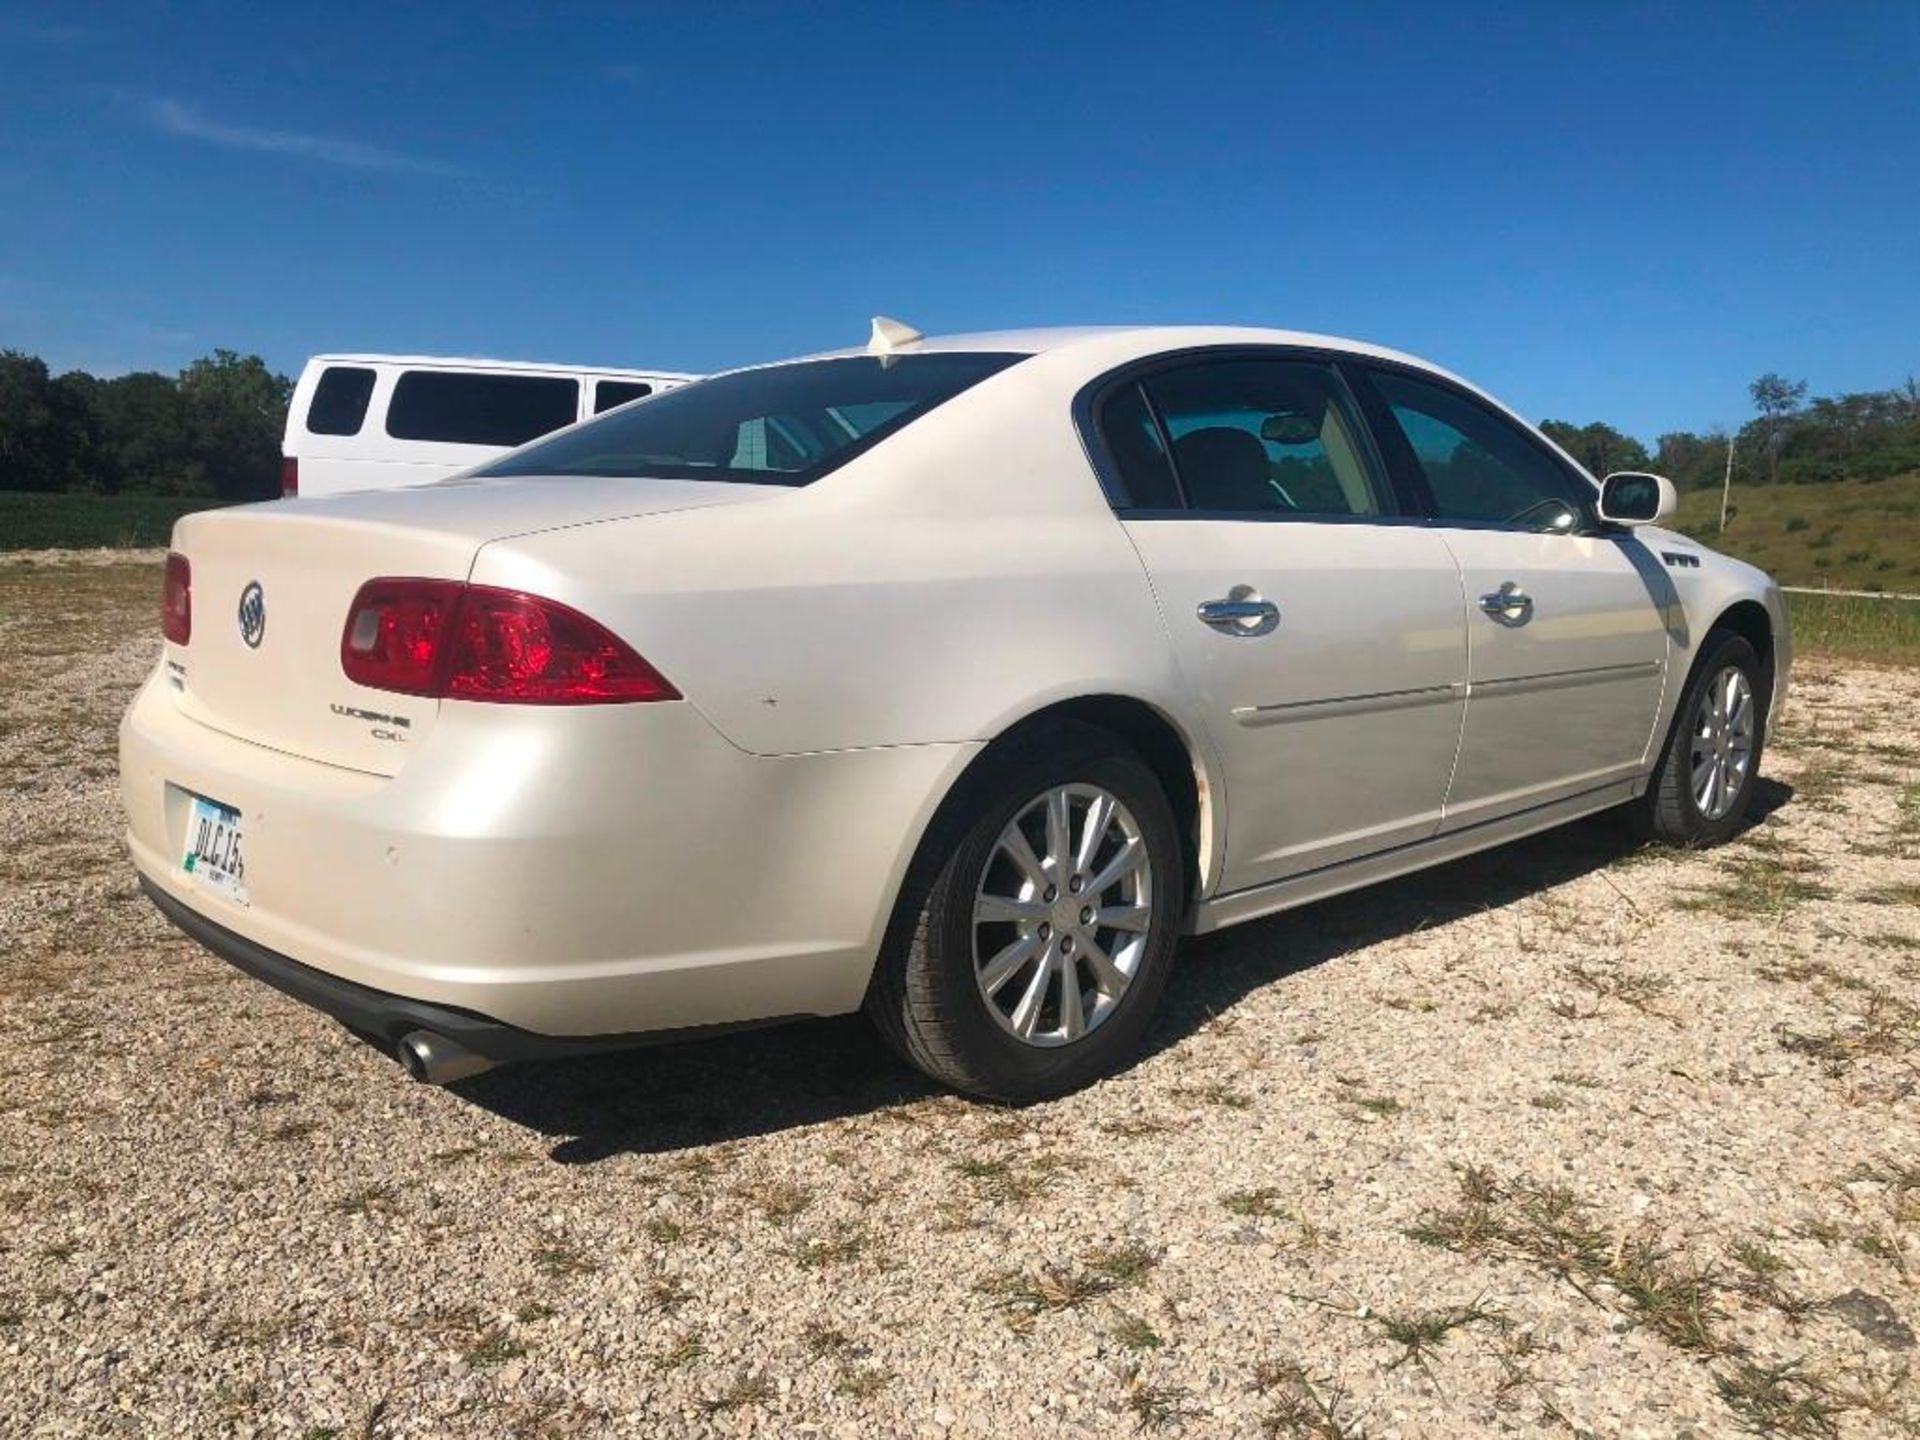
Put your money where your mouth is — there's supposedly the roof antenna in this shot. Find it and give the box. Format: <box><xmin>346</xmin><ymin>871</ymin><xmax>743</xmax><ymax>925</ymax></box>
<box><xmin>868</xmin><ymin>315</ymin><xmax>923</xmax><ymax>355</ymax></box>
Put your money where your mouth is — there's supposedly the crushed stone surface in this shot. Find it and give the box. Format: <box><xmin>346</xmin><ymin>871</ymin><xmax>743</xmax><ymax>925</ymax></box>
<box><xmin>1</xmin><ymin>557</ymin><xmax>1915</xmax><ymax>1437</ymax></box>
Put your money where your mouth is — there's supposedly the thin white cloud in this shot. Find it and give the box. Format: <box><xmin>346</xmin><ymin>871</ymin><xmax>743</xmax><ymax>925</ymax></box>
<box><xmin>146</xmin><ymin>98</ymin><xmax>456</xmax><ymax>176</ymax></box>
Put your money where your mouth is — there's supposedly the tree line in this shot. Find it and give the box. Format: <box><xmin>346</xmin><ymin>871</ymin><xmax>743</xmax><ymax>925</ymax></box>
<box><xmin>0</xmin><ymin>349</ymin><xmax>290</xmax><ymax>500</ymax></box>
<box><xmin>1542</xmin><ymin>371</ymin><xmax>1920</xmax><ymax>492</ymax></box>
<box><xmin>2</xmin><ymin>346</ymin><xmax>1917</xmax><ymax>503</ymax></box>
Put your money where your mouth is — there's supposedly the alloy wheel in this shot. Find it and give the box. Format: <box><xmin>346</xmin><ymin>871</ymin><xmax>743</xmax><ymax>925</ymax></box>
<box><xmin>1689</xmin><ymin>664</ymin><xmax>1755</xmax><ymax>821</ymax></box>
<box><xmin>971</xmin><ymin>783</ymin><xmax>1153</xmax><ymax>1047</ymax></box>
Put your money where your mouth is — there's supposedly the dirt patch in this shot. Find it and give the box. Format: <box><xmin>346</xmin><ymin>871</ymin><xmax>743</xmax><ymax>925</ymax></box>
<box><xmin>1</xmin><ymin>558</ymin><xmax>1916</xmax><ymax>1436</ymax></box>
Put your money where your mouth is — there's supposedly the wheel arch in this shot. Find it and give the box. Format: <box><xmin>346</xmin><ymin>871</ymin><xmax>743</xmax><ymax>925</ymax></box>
<box><xmin>1006</xmin><ymin>695</ymin><xmax>1214</xmax><ymax>913</ymax></box>
<box><xmin>1700</xmin><ymin>598</ymin><xmax>1778</xmax><ymax>727</ymax></box>
<box><xmin>878</xmin><ymin>693</ymin><xmax>1220</xmax><ymax>958</ymax></box>
<box><xmin>1641</xmin><ymin>594</ymin><xmax>1779</xmax><ymax>798</ymax></box>
<box><xmin>1710</xmin><ymin>598</ymin><xmax>1775</xmax><ymax>687</ymax></box>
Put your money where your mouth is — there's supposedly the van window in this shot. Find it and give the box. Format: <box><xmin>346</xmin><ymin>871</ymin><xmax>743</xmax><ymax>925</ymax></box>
<box><xmin>307</xmin><ymin>366</ymin><xmax>377</xmax><ymax>437</ymax></box>
<box><xmin>386</xmin><ymin>372</ymin><xmax>580</xmax><ymax>447</ymax></box>
<box><xmin>477</xmin><ymin>354</ymin><xmax>1022</xmax><ymax>486</ymax></box>
<box><xmin>594</xmin><ymin>380</ymin><xmax>654</xmax><ymax>413</ymax></box>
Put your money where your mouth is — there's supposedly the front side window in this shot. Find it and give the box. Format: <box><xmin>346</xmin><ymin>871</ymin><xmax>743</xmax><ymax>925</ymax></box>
<box><xmin>478</xmin><ymin>353</ymin><xmax>1022</xmax><ymax>486</ymax></box>
<box><xmin>387</xmin><ymin>372</ymin><xmax>580</xmax><ymax>447</ymax></box>
<box><xmin>1366</xmin><ymin>370</ymin><xmax>1591</xmax><ymax>532</ymax></box>
<box><xmin>306</xmin><ymin>366</ymin><xmax>376</xmax><ymax>436</ymax></box>
<box><xmin>1141</xmin><ymin>360</ymin><xmax>1388</xmax><ymax>517</ymax></box>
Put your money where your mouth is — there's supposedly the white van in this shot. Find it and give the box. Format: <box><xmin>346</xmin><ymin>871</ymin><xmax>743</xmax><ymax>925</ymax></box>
<box><xmin>281</xmin><ymin>354</ymin><xmax>700</xmax><ymax>497</ymax></box>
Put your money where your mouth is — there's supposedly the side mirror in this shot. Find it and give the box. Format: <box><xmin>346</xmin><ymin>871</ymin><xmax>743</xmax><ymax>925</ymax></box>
<box><xmin>1598</xmin><ymin>471</ymin><xmax>1677</xmax><ymax>527</ymax></box>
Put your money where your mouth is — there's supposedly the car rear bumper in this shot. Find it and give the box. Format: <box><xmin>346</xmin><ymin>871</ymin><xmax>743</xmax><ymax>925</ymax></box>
<box><xmin>120</xmin><ymin>667</ymin><xmax>978</xmax><ymax>1040</ymax></box>
<box><xmin>138</xmin><ymin>874</ymin><xmax>648</xmax><ymax>1062</ymax></box>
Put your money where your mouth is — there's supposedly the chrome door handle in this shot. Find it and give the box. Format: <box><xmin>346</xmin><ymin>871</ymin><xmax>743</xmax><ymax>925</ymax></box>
<box><xmin>1197</xmin><ymin>594</ymin><xmax>1280</xmax><ymax>636</ymax></box>
<box><xmin>1478</xmin><ymin>582</ymin><xmax>1533</xmax><ymax>619</ymax></box>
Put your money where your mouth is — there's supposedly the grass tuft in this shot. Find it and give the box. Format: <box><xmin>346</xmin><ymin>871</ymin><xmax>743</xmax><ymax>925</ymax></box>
<box><xmin>1113</xmin><ymin>1314</ymin><xmax>1163</xmax><ymax>1351</ymax></box>
<box><xmin>701</xmin><ymin>1368</ymin><xmax>775</xmax><ymax>1413</ymax></box>
<box><xmin>1714</xmin><ymin>1359</ymin><xmax>1848</xmax><ymax>1438</ymax></box>
<box><xmin>1254</xmin><ymin>1359</ymin><xmax>1365</xmax><ymax>1439</ymax></box>
<box><xmin>653</xmin><ymin>1329</ymin><xmax>705</xmax><ymax>1371</ymax></box>
<box><xmin>1123</xmin><ymin>1372</ymin><xmax>1191</xmax><ymax>1429</ymax></box>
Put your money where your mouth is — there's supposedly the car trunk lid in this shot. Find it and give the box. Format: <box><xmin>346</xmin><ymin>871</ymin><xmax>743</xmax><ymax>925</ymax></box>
<box><xmin>166</xmin><ymin>476</ymin><xmax>767</xmax><ymax>776</ymax></box>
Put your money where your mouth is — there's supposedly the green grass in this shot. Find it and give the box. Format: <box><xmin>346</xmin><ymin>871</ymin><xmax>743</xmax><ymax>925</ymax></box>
<box><xmin>1785</xmin><ymin>591</ymin><xmax>1920</xmax><ymax>665</ymax></box>
<box><xmin>0</xmin><ymin>490</ymin><xmax>232</xmax><ymax>550</ymax></box>
<box><xmin>1675</xmin><ymin>472</ymin><xmax>1920</xmax><ymax>592</ymax></box>
<box><xmin>1669</xmin><ymin>473</ymin><xmax>1920</xmax><ymax>662</ymax></box>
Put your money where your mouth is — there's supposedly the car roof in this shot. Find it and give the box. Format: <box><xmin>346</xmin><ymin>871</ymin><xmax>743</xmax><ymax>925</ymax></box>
<box><xmin>795</xmin><ymin>324</ymin><xmax>1473</xmax><ymax>387</ymax></box>
<box><xmin>305</xmin><ymin>353</ymin><xmax>700</xmax><ymax>380</ymax></box>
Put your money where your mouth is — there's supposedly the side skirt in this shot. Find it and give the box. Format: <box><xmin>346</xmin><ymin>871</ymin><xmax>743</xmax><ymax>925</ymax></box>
<box><xmin>1189</xmin><ymin>777</ymin><xmax>1639</xmax><ymax>934</ymax></box>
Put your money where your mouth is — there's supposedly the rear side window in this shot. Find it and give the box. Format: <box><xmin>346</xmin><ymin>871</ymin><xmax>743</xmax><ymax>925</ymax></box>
<box><xmin>594</xmin><ymin>380</ymin><xmax>654</xmax><ymax>413</ymax></box>
<box><xmin>478</xmin><ymin>353</ymin><xmax>1023</xmax><ymax>486</ymax></box>
<box><xmin>387</xmin><ymin>372</ymin><xmax>580</xmax><ymax>447</ymax></box>
<box><xmin>1365</xmin><ymin>369</ymin><xmax>1591</xmax><ymax>531</ymax></box>
<box><xmin>306</xmin><ymin>366</ymin><xmax>376</xmax><ymax>436</ymax></box>
<box><xmin>1142</xmin><ymin>360</ymin><xmax>1388</xmax><ymax>517</ymax></box>
<box><xmin>1094</xmin><ymin>383</ymin><xmax>1183</xmax><ymax>509</ymax></box>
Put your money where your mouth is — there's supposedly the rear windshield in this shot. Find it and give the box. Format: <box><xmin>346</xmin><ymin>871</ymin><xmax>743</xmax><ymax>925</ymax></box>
<box><xmin>476</xmin><ymin>353</ymin><xmax>1023</xmax><ymax>486</ymax></box>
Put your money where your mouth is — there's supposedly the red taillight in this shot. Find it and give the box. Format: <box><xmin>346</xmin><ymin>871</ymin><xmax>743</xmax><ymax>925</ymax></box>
<box><xmin>339</xmin><ymin>578</ymin><xmax>461</xmax><ymax>692</ymax></box>
<box><xmin>340</xmin><ymin>580</ymin><xmax>679</xmax><ymax>705</ymax></box>
<box><xmin>280</xmin><ymin>456</ymin><xmax>299</xmax><ymax>498</ymax></box>
<box><xmin>162</xmin><ymin>552</ymin><xmax>192</xmax><ymax>644</ymax></box>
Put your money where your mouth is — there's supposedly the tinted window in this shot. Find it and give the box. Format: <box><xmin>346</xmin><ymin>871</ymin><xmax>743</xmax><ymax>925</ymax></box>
<box><xmin>1096</xmin><ymin>382</ymin><xmax>1182</xmax><ymax>508</ymax></box>
<box><xmin>387</xmin><ymin>372</ymin><xmax>580</xmax><ymax>447</ymax></box>
<box><xmin>1143</xmin><ymin>361</ymin><xmax>1386</xmax><ymax>516</ymax></box>
<box><xmin>1368</xmin><ymin>370</ymin><xmax>1590</xmax><ymax>532</ymax></box>
<box><xmin>478</xmin><ymin>353</ymin><xmax>1022</xmax><ymax>486</ymax></box>
<box><xmin>594</xmin><ymin>380</ymin><xmax>654</xmax><ymax>413</ymax></box>
<box><xmin>306</xmin><ymin>366</ymin><xmax>376</xmax><ymax>437</ymax></box>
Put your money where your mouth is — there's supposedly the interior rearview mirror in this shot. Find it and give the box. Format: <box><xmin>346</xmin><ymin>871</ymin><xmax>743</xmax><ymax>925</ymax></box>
<box><xmin>1598</xmin><ymin>471</ymin><xmax>1678</xmax><ymax>527</ymax></box>
<box><xmin>1259</xmin><ymin>413</ymin><xmax>1321</xmax><ymax>446</ymax></box>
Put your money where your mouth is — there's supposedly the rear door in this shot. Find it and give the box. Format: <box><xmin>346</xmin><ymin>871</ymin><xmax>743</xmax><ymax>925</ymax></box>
<box><xmin>1097</xmin><ymin>354</ymin><xmax>1469</xmax><ymax>893</ymax></box>
<box><xmin>1352</xmin><ymin>365</ymin><xmax>1670</xmax><ymax>828</ymax></box>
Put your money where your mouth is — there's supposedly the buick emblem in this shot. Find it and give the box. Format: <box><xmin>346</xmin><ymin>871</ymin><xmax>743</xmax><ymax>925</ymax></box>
<box><xmin>237</xmin><ymin>581</ymin><xmax>267</xmax><ymax>649</ymax></box>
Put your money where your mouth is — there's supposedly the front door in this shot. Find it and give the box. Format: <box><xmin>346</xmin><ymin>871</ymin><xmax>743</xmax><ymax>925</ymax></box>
<box><xmin>1097</xmin><ymin>356</ymin><xmax>1469</xmax><ymax>894</ymax></box>
<box><xmin>1355</xmin><ymin>366</ymin><xmax>1670</xmax><ymax>828</ymax></box>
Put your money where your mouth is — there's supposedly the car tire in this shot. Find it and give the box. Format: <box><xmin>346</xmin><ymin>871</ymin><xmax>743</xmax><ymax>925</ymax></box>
<box><xmin>866</xmin><ymin>721</ymin><xmax>1184</xmax><ymax>1103</ymax></box>
<box><xmin>1629</xmin><ymin>629</ymin><xmax>1769</xmax><ymax>847</ymax></box>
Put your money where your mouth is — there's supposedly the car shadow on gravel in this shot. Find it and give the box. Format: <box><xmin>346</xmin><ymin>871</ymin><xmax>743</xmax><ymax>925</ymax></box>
<box><xmin>1147</xmin><ymin>777</ymin><xmax>1790</xmax><ymax>1061</ymax></box>
<box><xmin>458</xmin><ymin>780</ymin><xmax>1791</xmax><ymax>1164</ymax></box>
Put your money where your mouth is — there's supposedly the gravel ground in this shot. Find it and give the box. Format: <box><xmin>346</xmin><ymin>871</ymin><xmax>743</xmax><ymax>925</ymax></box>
<box><xmin>2</xmin><ymin>554</ymin><xmax>1916</xmax><ymax>1439</ymax></box>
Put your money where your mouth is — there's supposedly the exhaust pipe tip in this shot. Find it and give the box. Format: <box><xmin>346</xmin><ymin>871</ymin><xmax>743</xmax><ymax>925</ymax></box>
<box><xmin>397</xmin><ymin>1030</ymin><xmax>497</xmax><ymax>1085</ymax></box>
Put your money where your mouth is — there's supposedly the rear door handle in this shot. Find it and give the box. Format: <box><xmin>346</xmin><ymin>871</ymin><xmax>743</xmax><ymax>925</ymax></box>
<box><xmin>1197</xmin><ymin>594</ymin><xmax>1280</xmax><ymax>636</ymax></box>
<box><xmin>1478</xmin><ymin>582</ymin><xmax>1533</xmax><ymax>619</ymax></box>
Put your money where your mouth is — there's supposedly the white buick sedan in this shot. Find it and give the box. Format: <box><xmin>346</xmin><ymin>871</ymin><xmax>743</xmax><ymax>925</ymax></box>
<box><xmin>121</xmin><ymin>322</ymin><xmax>1788</xmax><ymax>1100</ymax></box>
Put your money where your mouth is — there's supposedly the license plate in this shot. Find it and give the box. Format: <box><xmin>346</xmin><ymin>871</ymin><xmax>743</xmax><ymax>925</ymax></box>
<box><xmin>181</xmin><ymin>794</ymin><xmax>249</xmax><ymax>906</ymax></box>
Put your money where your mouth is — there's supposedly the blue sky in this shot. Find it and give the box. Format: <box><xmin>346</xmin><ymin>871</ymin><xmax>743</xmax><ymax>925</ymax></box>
<box><xmin>2</xmin><ymin>2</ymin><xmax>1915</xmax><ymax>441</ymax></box>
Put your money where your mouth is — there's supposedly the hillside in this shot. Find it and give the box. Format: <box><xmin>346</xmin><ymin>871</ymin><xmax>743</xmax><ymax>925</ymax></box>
<box><xmin>1673</xmin><ymin>471</ymin><xmax>1920</xmax><ymax>593</ymax></box>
